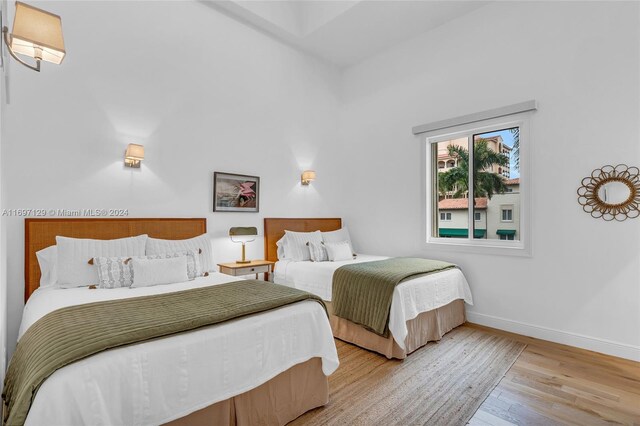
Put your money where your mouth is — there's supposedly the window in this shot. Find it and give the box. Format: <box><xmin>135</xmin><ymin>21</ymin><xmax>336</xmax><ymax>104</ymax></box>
<box><xmin>501</xmin><ymin>207</ymin><xmax>513</xmax><ymax>222</ymax></box>
<box><xmin>424</xmin><ymin>115</ymin><xmax>530</xmax><ymax>255</ymax></box>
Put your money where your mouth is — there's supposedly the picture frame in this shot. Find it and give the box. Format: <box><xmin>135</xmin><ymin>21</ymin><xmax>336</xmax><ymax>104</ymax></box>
<box><xmin>213</xmin><ymin>172</ymin><xmax>260</xmax><ymax>212</ymax></box>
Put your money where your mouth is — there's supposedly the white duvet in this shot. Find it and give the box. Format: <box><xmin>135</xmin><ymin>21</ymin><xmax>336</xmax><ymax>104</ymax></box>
<box><xmin>18</xmin><ymin>274</ymin><xmax>339</xmax><ymax>426</ymax></box>
<box><xmin>274</xmin><ymin>255</ymin><xmax>473</xmax><ymax>350</ymax></box>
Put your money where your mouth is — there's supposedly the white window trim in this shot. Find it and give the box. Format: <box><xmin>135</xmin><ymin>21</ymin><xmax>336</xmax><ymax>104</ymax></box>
<box><xmin>422</xmin><ymin>114</ymin><xmax>532</xmax><ymax>257</ymax></box>
<box><xmin>500</xmin><ymin>205</ymin><xmax>514</xmax><ymax>223</ymax></box>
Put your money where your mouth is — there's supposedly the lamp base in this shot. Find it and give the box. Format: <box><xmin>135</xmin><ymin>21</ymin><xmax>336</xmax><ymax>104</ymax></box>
<box><xmin>235</xmin><ymin>260</ymin><xmax>251</xmax><ymax>264</ymax></box>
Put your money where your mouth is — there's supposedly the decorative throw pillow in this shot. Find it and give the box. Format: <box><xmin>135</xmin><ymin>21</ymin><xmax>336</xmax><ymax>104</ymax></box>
<box><xmin>147</xmin><ymin>250</ymin><xmax>202</xmax><ymax>280</ymax></box>
<box><xmin>130</xmin><ymin>256</ymin><xmax>189</xmax><ymax>288</ymax></box>
<box><xmin>95</xmin><ymin>249</ymin><xmax>201</xmax><ymax>289</ymax></box>
<box><xmin>56</xmin><ymin>235</ymin><xmax>148</xmax><ymax>288</ymax></box>
<box><xmin>94</xmin><ymin>256</ymin><xmax>136</xmax><ymax>289</ymax></box>
<box><xmin>308</xmin><ymin>241</ymin><xmax>328</xmax><ymax>262</ymax></box>
<box><xmin>283</xmin><ymin>230</ymin><xmax>322</xmax><ymax>261</ymax></box>
<box><xmin>322</xmin><ymin>227</ymin><xmax>355</xmax><ymax>255</ymax></box>
<box><xmin>146</xmin><ymin>234</ymin><xmax>213</xmax><ymax>274</ymax></box>
<box><xmin>324</xmin><ymin>241</ymin><xmax>353</xmax><ymax>261</ymax></box>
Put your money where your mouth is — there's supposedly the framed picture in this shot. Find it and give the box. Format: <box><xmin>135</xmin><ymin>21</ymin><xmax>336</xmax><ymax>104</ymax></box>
<box><xmin>213</xmin><ymin>172</ymin><xmax>260</xmax><ymax>212</ymax></box>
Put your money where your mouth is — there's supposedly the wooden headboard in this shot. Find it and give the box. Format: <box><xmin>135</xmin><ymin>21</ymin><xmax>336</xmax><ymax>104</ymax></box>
<box><xmin>263</xmin><ymin>218</ymin><xmax>342</xmax><ymax>263</ymax></box>
<box><xmin>25</xmin><ymin>218</ymin><xmax>206</xmax><ymax>301</ymax></box>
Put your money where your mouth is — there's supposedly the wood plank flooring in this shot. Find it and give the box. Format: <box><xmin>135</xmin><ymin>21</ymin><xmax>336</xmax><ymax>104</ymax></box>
<box><xmin>301</xmin><ymin>323</ymin><xmax>640</xmax><ymax>425</ymax></box>
<box><xmin>466</xmin><ymin>324</ymin><xmax>640</xmax><ymax>426</ymax></box>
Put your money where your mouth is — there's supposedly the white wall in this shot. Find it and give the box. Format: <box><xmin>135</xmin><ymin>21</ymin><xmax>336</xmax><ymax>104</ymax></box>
<box><xmin>337</xmin><ymin>1</ymin><xmax>640</xmax><ymax>359</ymax></box>
<box><xmin>2</xmin><ymin>1</ymin><xmax>639</xmax><ymax>362</ymax></box>
<box><xmin>1</xmin><ymin>1</ymin><xmax>342</xmax><ymax>356</ymax></box>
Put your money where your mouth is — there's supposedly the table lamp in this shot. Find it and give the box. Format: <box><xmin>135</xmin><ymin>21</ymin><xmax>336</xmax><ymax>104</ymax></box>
<box><xmin>229</xmin><ymin>227</ymin><xmax>257</xmax><ymax>264</ymax></box>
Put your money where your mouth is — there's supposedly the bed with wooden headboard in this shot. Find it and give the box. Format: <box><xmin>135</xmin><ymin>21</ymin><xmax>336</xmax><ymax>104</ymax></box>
<box><xmin>25</xmin><ymin>218</ymin><xmax>206</xmax><ymax>301</ymax></box>
<box><xmin>18</xmin><ymin>217</ymin><xmax>335</xmax><ymax>426</ymax></box>
<box><xmin>263</xmin><ymin>217</ymin><xmax>342</xmax><ymax>263</ymax></box>
<box><xmin>263</xmin><ymin>216</ymin><xmax>469</xmax><ymax>360</ymax></box>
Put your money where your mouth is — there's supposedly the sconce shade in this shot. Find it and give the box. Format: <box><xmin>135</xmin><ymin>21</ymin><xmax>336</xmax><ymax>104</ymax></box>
<box><xmin>301</xmin><ymin>170</ymin><xmax>316</xmax><ymax>185</ymax></box>
<box><xmin>125</xmin><ymin>143</ymin><xmax>145</xmax><ymax>160</ymax></box>
<box><xmin>10</xmin><ymin>2</ymin><xmax>65</xmax><ymax>64</ymax></box>
<box><xmin>124</xmin><ymin>143</ymin><xmax>144</xmax><ymax>168</ymax></box>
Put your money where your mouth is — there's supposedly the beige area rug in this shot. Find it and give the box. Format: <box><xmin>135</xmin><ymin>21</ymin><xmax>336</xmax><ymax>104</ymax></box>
<box><xmin>291</xmin><ymin>325</ymin><xmax>526</xmax><ymax>426</ymax></box>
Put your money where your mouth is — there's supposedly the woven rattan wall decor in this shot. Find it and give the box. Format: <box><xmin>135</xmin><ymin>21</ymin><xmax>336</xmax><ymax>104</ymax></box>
<box><xmin>577</xmin><ymin>164</ymin><xmax>639</xmax><ymax>221</ymax></box>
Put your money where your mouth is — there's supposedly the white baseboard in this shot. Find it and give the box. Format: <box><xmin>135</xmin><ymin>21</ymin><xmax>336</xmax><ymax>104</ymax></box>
<box><xmin>466</xmin><ymin>312</ymin><xmax>640</xmax><ymax>362</ymax></box>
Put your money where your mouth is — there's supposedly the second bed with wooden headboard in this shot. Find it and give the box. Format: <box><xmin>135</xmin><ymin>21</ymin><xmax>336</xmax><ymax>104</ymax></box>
<box><xmin>264</xmin><ymin>217</ymin><xmax>474</xmax><ymax>359</ymax></box>
<box><xmin>14</xmin><ymin>218</ymin><xmax>338</xmax><ymax>426</ymax></box>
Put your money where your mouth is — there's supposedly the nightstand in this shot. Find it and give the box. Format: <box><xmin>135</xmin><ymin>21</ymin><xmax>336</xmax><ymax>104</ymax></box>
<box><xmin>217</xmin><ymin>260</ymin><xmax>275</xmax><ymax>281</ymax></box>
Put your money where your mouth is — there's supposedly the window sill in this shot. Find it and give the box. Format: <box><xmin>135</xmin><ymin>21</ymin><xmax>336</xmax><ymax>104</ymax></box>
<box><xmin>425</xmin><ymin>237</ymin><xmax>531</xmax><ymax>257</ymax></box>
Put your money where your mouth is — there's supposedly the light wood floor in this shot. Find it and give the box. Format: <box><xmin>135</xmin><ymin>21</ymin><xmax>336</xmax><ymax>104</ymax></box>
<box><xmin>466</xmin><ymin>324</ymin><xmax>640</xmax><ymax>426</ymax></box>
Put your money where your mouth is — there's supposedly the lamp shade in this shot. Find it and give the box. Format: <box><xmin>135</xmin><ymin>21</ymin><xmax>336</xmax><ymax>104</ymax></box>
<box><xmin>10</xmin><ymin>2</ymin><xmax>65</xmax><ymax>64</ymax></box>
<box><xmin>301</xmin><ymin>170</ymin><xmax>316</xmax><ymax>185</ymax></box>
<box><xmin>125</xmin><ymin>143</ymin><xmax>145</xmax><ymax>161</ymax></box>
<box><xmin>229</xmin><ymin>227</ymin><xmax>258</xmax><ymax>243</ymax></box>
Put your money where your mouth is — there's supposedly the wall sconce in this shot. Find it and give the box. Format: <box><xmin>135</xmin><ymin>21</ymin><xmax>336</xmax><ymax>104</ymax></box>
<box><xmin>124</xmin><ymin>144</ymin><xmax>144</xmax><ymax>168</ymax></box>
<box><xmin>2</xmin><ymin>1</ymin><xmax>65</xmax><ymax>72</ymax></box>
<box><xmin>301</xmin><ymin>170</ymin><xmax>316</xmax><ymax>185</ymax></box>
<box><xmin>229</xmin><ymin>227</ymin><xmax>257</xmax><ymax>264</ymax></box>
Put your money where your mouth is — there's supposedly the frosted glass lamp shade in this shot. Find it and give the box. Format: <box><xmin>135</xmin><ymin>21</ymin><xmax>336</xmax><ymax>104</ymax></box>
<box><xmin>10</xmin><ymin>2</ymin><xmax>65</xmax><ymax>64</ymax></box>
<box><xmin>301</xmin><ymin>170</ymin><xmax>316</xmax><ymax>185</ymax></box>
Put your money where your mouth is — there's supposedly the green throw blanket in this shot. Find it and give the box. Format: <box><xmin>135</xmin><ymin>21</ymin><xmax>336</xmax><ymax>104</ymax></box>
<box><xmin>2</xmin><ymin>280</ymin><xmax>325</xmax><ymax>426</ymax></box>
<box><xmin>332</xmin><ymin>258</ymin><xmax>456</xmax><ymax>337</ymax></box>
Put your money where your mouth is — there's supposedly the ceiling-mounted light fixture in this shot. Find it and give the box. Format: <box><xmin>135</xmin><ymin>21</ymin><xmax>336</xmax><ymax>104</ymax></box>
<box><xmin>2</xmin><ymin>1</ymin><xmax>65</xmax><ymax>72</ymax></box>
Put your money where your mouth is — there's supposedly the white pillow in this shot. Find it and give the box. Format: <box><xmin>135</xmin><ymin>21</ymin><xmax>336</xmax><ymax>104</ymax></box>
<box><xmin>308</xmin><ymin>242</ymin><xmax>328</xmax><ymax>262</ymax></box>
<box><xmin>146</xmin><ymin>250</ymin><xmax>202</xmax><ymax>280</ymax></box>
<box><xmin>94</xmin><ymin>250</ymin><xmax>201</xmax><ymax>289</ymax></box>
<box><xmin>56</xmin><ymin>235</ymin><xmax>148</xmax><ymax>288</ymax></box>
<box><xmin>146</xmin><ymin>234</ymin><xmax>213</xmax><ymax>273</ymax></box>
<box><xmin>283</xmin><ymin>230</ymin><xmax>322</xmax><ymax>261</ymax></box>
<box><xmin>276</xmin><ymin>236</ymin><xmax>287</xmax><ymax>260</ymax></box>
<box><xmin>36</xmin><ymin>245</ymin><xmax>57</xmax><ymax>288</ymax></box>
<box><xmin>322</xmin><ymin>227</ymin><xmax>354</xmax><ymax>254</ymax></box>
<box><xmin>131</xmin><ymin>256</ymin><xmax>188</xmax><ymax>288</ymax></box>
<box><xmin>325</xmin><ymin>241</ymin><xmax>353</xmax><ymax>261</ymax></box>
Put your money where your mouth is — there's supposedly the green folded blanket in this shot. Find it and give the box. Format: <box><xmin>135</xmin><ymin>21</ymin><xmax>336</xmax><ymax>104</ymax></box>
<box><xmin>332</xmin><ymin>257</ymin><xmax>456</xmax><ymax>337</ymax></box>
<box><xmin>2</xmin><ymin>280</ymin><xmax>325</xmax><ymax>426</ymax></box>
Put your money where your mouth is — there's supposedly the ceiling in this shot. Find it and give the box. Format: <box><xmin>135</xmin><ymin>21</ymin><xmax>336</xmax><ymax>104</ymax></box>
<box><xmin>205</xmin><ymin>1</ymin><xmax>489</xmax><ymax>68</ymax></box>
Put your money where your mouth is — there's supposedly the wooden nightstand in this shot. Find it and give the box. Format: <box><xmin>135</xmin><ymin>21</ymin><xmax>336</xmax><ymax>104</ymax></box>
<box><xmin>217</xmin><ymin>260</ymin><xmax>275</xmax><ymax>281</ymax></box>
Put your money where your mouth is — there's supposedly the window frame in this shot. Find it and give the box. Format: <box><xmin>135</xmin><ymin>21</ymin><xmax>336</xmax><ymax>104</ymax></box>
<box><xmin>423</xmin><ymin>114</ymin><xmax>531</xmax><ymax>257</ymax></box>
<box><xmin>500</xmin><ymin>205</ymin><xmax>514</xmax><ymax>223</ymax></box>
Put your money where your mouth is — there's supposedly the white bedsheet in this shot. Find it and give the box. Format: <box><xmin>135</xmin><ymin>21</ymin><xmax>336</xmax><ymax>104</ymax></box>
<box><xmin>19</xmin><ymin>274</ymin><xmax>339</xmax><ymax>426</ymax></box>
<box><xmin>274</xmin><ymin>255</ymin><xmax>473</xmax><ymax>350</ymax></box>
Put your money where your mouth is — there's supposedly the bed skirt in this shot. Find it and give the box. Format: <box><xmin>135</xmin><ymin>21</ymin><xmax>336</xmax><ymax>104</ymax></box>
<box><xmin>164</xmin><ymin>357</ymin><xmax>328</xmax><ymax>426</ymax></box>
<box><xmin>327</xmin><ymin>299</ymin><xmax>466</xmax><ymax>359</ymax></box>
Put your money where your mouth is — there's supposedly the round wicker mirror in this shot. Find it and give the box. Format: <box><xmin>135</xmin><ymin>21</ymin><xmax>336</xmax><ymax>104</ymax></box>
<box><xmin>577</xmin><ymin>164</ymin><xmax>640</xmax><ymax>221</ymax></box>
